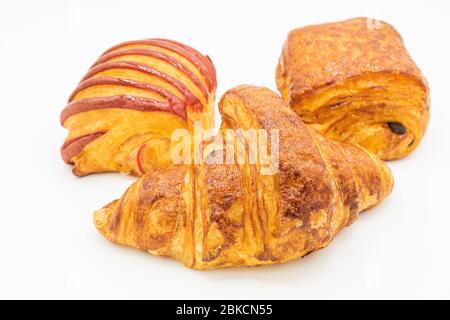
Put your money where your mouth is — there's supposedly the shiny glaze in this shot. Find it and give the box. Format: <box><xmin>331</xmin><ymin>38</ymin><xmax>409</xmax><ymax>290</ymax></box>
<box><xmin>80</xmin><ymin>61</ymin><xmax>201</xmax><ymax>109</ymax></box>
<box><xmin>61</xmin><ymin>94</ymin><xmax>186</xmax><ymax>125</ymax></box>
<box><xmin>93</xmin><ymin>48</ymin><xmax>209</xmax><ymax>99</ymax></box>
<box><xmin>102</xmin><ymin>38</ymin><xmax>216</xmax><ymax>90</ymax></box>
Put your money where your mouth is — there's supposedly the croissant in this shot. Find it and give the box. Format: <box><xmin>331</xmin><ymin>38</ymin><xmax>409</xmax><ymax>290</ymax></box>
<box><xmin>276</xmin><ymin>17</ymin><xmax>430</xmax><ymax>160</ymax></box>
<box><xmin>93</xmin><ymin>85</ymin><xmax>393</xmax><ymax>269</ymax></box>
<box><xmin>60</xmin><ymin>38</ymin><xmax>216</xmax><ymax>176</ymax></box>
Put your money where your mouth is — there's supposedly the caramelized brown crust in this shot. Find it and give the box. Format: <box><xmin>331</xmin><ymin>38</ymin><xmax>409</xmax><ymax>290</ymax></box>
<box><xmin>276</xmin><ymin>17</ymin><xmax>430</xmax><ymax>160</ymax></box>
<box><xmin>94</xmin><ymin>85</ymin><xmax>393</xmax><ymax>269</ymax></box>
<box><xmin>60</xmin><ymin>38</ymin><xmax>216</xmax><ymax>176</ymax></box>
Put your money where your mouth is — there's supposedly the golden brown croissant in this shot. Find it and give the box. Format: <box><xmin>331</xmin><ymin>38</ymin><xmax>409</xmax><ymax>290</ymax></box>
<box><xmin>60</xmin><ymin>38</ymin><xmax>216</xmax><ymax>176</ymax></box>
<box><xmin>276</xmin><ymin>17</ymin><xmax>429</xmax><ymax>160</ymax></box>
<box><xmin>93</xmin><ymin>85</ymin><xmax>393</xmax><ymax>269</ymax></box>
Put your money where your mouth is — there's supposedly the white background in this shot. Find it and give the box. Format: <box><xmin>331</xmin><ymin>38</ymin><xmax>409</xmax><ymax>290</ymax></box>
<box><xmin>0</xmin><ymin>0</ymin><xmax>449</xmax><ymax>299</ymax></box>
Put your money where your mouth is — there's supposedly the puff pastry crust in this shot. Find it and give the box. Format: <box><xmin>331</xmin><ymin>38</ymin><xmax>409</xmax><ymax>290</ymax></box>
<box><xmin>276</xmin><ymin>17</ymin><xmax>429</xmax><ymax>160</ymax></box>
<box><xmin>60</xmin><ymin>39</ymin><xmax>216</xmax><ymax>176</ymax></box>
<box><xmin>94</xmin><ymin>85</ymin><xmax>393</xmax><ymax>269</ymax></box>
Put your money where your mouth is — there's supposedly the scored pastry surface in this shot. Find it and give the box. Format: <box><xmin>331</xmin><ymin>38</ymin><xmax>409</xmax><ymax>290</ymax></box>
<box><xmin>61</xmin><ymin>38</ymin><xmax>216</xmax><ymax>176</ymax></box>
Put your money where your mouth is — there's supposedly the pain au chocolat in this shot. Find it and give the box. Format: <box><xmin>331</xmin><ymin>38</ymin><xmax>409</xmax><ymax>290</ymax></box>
<box><xmin>60</xmin><ymin>38</ymin><xmax>216</xmax><ymax>176</ymax></box>
<box><xmin>276</xmin><ymin>17</ymin><xmax>430</xmax><ymax>160</ymax></box>
<box><xmin>94</xmin><ymin>86</ymin><xmax>393</xmax><ymax>269</ymax></box>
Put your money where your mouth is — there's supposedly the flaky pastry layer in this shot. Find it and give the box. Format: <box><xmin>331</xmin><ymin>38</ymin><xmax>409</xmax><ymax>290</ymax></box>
<box><xmin>276</xmin><ymin>17</ymin><xmax>429</xmax><ymax>160</ymax></box>
<box><xmin>61</xmin><ymin>38</ymin><xmax>216</xmax><ymax>176</ymax></box>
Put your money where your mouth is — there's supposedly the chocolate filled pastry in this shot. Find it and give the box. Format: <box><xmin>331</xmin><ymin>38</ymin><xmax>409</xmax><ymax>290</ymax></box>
<box><xmin>60</xmin><ymin>38</ymin><xmax>216</xmax><ymax>176</ymax></box>
<box><xmin>276</xmin><ymin>17</ymin><xmax>430</xmax><ymax>160</ymax></box>
<box><xmin>93</xmin><ymin>86</ymin><xmax>393</xmax><ymax>269</ymax></box>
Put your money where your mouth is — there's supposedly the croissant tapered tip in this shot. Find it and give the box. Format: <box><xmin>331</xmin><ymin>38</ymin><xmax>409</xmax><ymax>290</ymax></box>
<box><xmin>94</xmin><ymin>208</ymin><xmax>108</xmax><ymax>230</ymax></box>
<box><xmin>93</xmin><ymin>202</ymin><xmax>115</xmax><ymax>235</ymax></box>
